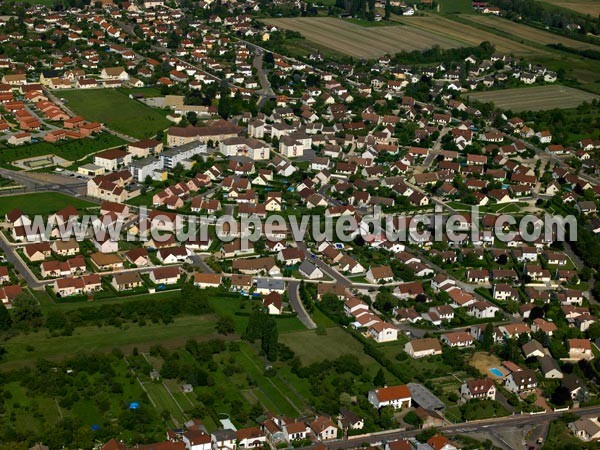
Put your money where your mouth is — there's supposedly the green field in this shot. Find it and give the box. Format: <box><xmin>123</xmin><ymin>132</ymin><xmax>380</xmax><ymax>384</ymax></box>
<box><xmin>438</xmin><ymin>0</ymin><xmax>475</xmax><ymax>14</ymax></box>
<box><xmin>0</xmin><ymin>192</ymin><xmax>95</xmax><ymax>216</ymax></box>
<box><xmin>119</xmin><ymin>87</ymin><xmax>164</xmax><ymax>98</ymax></box>
<box><xmin>467</xmin><ymin>85</ymin><xmax>600</xmax><ymax>111</ymax></box>
<box><xmin>280</xmin><ymin>327</ymin><xmax>379</xmax><ymax>367</ymax></box>
<box><xmin>0</xmin><ymin>133</ymin><xmax>125</xmax><ymax>167</ymax></box>
<box><xmin>0</xmin><ymin>316</ymin><xmax>216</xmax><ymax>369</ymax></box>
<box><xmin>59</xmin><ymin>89</ymin><xmax>171</xmax><ymax>139</ymax></box>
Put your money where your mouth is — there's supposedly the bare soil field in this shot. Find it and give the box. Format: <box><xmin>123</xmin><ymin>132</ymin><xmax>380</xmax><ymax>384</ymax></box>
<box><xmin>541</xmin><ymin>0</ymin><xmax>600</xmax><ymax>16</ymax></box>
<box><xmin>393</xmin><ymin>15</ymin><xmax>546</xmax><ymax>56</ymax></box>
<box><xmin>466</xmin><ymin>14</ymin><xmax>600</xmax><ymax>51</ymax></box>
<box><xmin>468</xmin><ymin>85</ymin><xmax>600</xmax><ymax>111</ymax></box>
<box><xmin>262</xmin><ymin>17</ymin><xmax>464</xmax><ymax>58</ymax></box>
<box><xmin>470</xmin><ymin>352</ymin><xmax>503</xmax><ymax>376</ymax></box>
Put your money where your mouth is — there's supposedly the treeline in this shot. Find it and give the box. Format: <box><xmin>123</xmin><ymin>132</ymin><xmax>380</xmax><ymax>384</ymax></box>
<box><xmin>16</xmin><ymin>284</ymin><xmax>215</xmax><ymax>338</ymax></box>
<box><xmin>335</xmin><ymin>0</ymin><xmax>380</xmax><ymax>21</ymax></box>
<box><xmin>390</xmin><ymin>42</ymin><xmax>495</xmax><ymax>65</ymax></box>
<box><xmin>548</xmin><ymin>43</ymin><xmax>600</xmax><ymax>61</ymax></box>
<box><xmin>65</xmin><ymin>284</ymin><xmax>212</xmax><ymax>327</ymax></box>
<box><xmin>489</xmin><ymin>0</ymin><xmax>600</xmax><ymax>36</ymax></box>
<box><xmin>517</xmin><ymin>101</ymin><xmax>600</xmax><ymax>145</ymax></box>
<box><xmin>243</xmin><ymin>308</ymin><xmax>279</xmax><ymax>361</ymax></box>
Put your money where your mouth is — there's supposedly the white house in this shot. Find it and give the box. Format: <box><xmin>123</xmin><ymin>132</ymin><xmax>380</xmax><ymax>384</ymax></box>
<box><xmin>460</xmin><ymin>378</ymin><xmax>496</xmax><ymax>400</ymax></box>
<box><xmin>368</xmin><ymin>385</ymin><xmax>412</xmax><ymax>409</ymax></box>
<box><xmin>367</xmin><ymin>321</ymin><xmax>398</xmax><ymax>343</ymax></box>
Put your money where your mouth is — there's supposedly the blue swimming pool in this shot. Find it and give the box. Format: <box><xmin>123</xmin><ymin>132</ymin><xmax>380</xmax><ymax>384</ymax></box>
<box><xmin>489</xmin><ymin>367</ymin><xmax>503</xmax><ymax>377</ymax></box>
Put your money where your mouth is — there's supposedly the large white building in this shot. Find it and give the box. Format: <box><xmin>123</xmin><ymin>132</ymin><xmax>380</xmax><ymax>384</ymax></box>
<box><xmin>129</xmin><ymin>157</ymin><xmax>165</xmax><ymax>182</ymax></box>
<box><xmin>161</xmin><ymin>142</ymin><xmax>207</xmax><ymax>169</ymax></box>
<box><xmin>220</xmin><ymin>137</ymin><xmax>270</xmax><ymax>160</ymax></box>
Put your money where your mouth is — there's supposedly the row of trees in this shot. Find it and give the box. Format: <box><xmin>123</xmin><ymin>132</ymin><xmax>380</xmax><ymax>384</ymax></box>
<box><xmin>490</xmin><ymin>0</ymin><xmax>600</xmax><ymax>36</ymax></box>
<box><xmin>244</xmin><ymin>309</ymin><xmax>279</xmax><ymax>361</ymax></box>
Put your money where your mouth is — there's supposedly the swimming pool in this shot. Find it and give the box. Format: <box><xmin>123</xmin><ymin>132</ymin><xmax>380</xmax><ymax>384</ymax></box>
<box><xmin>489</xmin><ymin>367</ymin><xmax>503</xmax><ymax>377</ymax></box>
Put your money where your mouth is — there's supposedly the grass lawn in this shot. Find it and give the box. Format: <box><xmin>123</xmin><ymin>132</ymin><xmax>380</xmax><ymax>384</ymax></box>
<box><xmin>119</xmin><ymin>87</ymin><xmax>164</xmax><ymax>98</ymax></box>
<box><xmin>0</xmin><ymin>315</ymin><xmax>217</xmax><ymax>369</ymax></box>
<box><xmin>0</xmin><ymin>192</ymin><xmax>95</xmax><ymax>216</ymax></box>
<box><xmin>59</xmin><ymin>89</ymin><xmax>171</xmax><ymax>139</ymax></box>
<box><xmin>279</xmin><ymin>327</ymin><xmax>379</xmax><ymax>368</ymax></box>
<box><xmin>0</xmin><ymin>133</ymin><xmax>125</xmax><ymax>166</ymax></box>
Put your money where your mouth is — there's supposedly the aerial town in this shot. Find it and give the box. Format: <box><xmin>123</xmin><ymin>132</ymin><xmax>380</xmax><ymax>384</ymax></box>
<box><xmin>0</xmin><ymin>0</ymin><xmax>599</xmax><ymax>448</ymax></box>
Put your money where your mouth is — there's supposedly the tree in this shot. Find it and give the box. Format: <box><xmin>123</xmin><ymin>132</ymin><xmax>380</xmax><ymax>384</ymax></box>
<box><xmin>0</xmin><ymin>302</ymin><xmax>11</xmax><ymax>332</ymax></box>
<box><xmin>551</xmin><ymin>385</ymin><xmax>571</xmax><ymax>406</ymax></box>
<box><xmin>384</xmin><ymin>0</ymin><xmax>391</xmax><ymax>19</ymax></box>
<box><xmin>187</xmin><ymin>111</ymin><xmax>198</xmax><ymax>126</ymax></box>
<box><xmin>46</xmin><ymin>309</ymin><xmax>67</xmax><ymax>331</ymax></box>
<box><xmin>373</xmin><ymin>368</ymin><xmax>386</xmax><ymax>387</ymax></box>
<box><xmin>216</xmin><ymin>315</ymin><xmax>235</xmax><ymax>335</ymax></box>
<box><xmin>587</xmin><ymin>321</ymin><xmax>600</xmax><ymax>340</ymax></box>
<box><xmin>218</xmin><ymin>90</ymin><xmax>232</xmax><ymax>119</ymax></box>
<box><xmin>482</xmin><ymin>323</ymin><xmax>494</xmax><ymax>351</ymax></box>
<box><xmin>11</xmin><ymin>294</ymin><xmax>43</xmax><ymax>328</ymax></box>
<box><xmin>244</xmin><ymin>309</ymin><xmax>279</xmax><ymax>361</ymax></box>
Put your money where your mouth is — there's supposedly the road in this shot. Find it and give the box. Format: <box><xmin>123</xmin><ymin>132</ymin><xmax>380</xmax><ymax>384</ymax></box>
<box><xmin>287</xmin><ymin>280</ymin><xmax>317</xmax><ymax>329</ymax></box>
<box><xmin>249</xmin><ymin>45</ymin><xmax>277</xmax><ymax>106</ymax></box>
<box><xmin>187</xmin><ymin>254</ymin><xmax>215</xmax><ymax>274</ymax></box>
<box><xmin>0</xmin><ymin>231</ymin><xmax>44</xmax><ymax>288</ymax></box>
<box><xmin>296</xmin><ymin>241</ymin><xmax>351</xmax><ymax>289</ymax></box>
<box><xmin>0</xmin><ymin>168</ymin><xmax>89</xmax><ymax>197</ymax></box>
<box><xmin>300</xmin><ymin>405</ymin><xmax>600</xmax><ymax>450</ymax></box>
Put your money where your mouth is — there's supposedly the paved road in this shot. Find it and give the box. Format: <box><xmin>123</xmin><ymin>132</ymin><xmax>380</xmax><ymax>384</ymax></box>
<box><xmin>188</xmin><ymin>254</ymin><xmax>215</xmax><ymax>274</ymax></box>
<box><xmin>299</xmin><ymin>405</ymin><xmax>600</xmax><ymax>450</ymax></box>
<box><xmin>287</xmin><ymin>280</ymin><xmax>317</xmax><ymax>329</ymax></box>
<box><xmin>296</xmin><ymin>241</ymin><xmax>351</xmax><ymax>289</ymax></box>
<box><xmin>0</xmin><ymin>169</ymin><xmax>89</xmax><ymax>197</ymax></box>
<box><xmin>247</xmin><ymin>43</ymin><xmax>277</xmax><ymax>106</ymax></box>
<box><xmin>0</xmin><ymin>231</ymin><xmax>44</xmax><ymax>288</ymax></box>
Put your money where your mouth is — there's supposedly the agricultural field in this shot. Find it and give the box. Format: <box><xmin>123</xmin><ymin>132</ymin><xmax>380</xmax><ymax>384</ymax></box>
<box><xmin>466</xmin><ymin>14</ymin><xmax>600</xmax><ymax>51</ymax></box>
<box><xmin>59</xmin><ymin>89</ymin><xmax>171</xmax><ymax>139</ymax></box>
<box><xmin>392</xmin><ymin>15</ymin><xmax>545</xmax><ymax>56</ymax></box>
<box><xmin>541</xmin><ymin>0</ymin><xmax>600</xmax><ymax>16</ymax></box>
<box><xmin>467</xmin><ymin>85</ymin><xmax>600</xmax><ymax>111</ymax></box>
<box><xmin>262</xmin><ymin>17</ymin><xmax>464</xmax><ymax>58</ymax></box>
<box><xmin>0</xmin><ymin>132</ymin><xmax>126</xmax><ymax>167</ymax></box>
<box><xmin>0</xmin><ymin>192</ymin><xmax>94</xmax><ymax>216</ymax></box>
